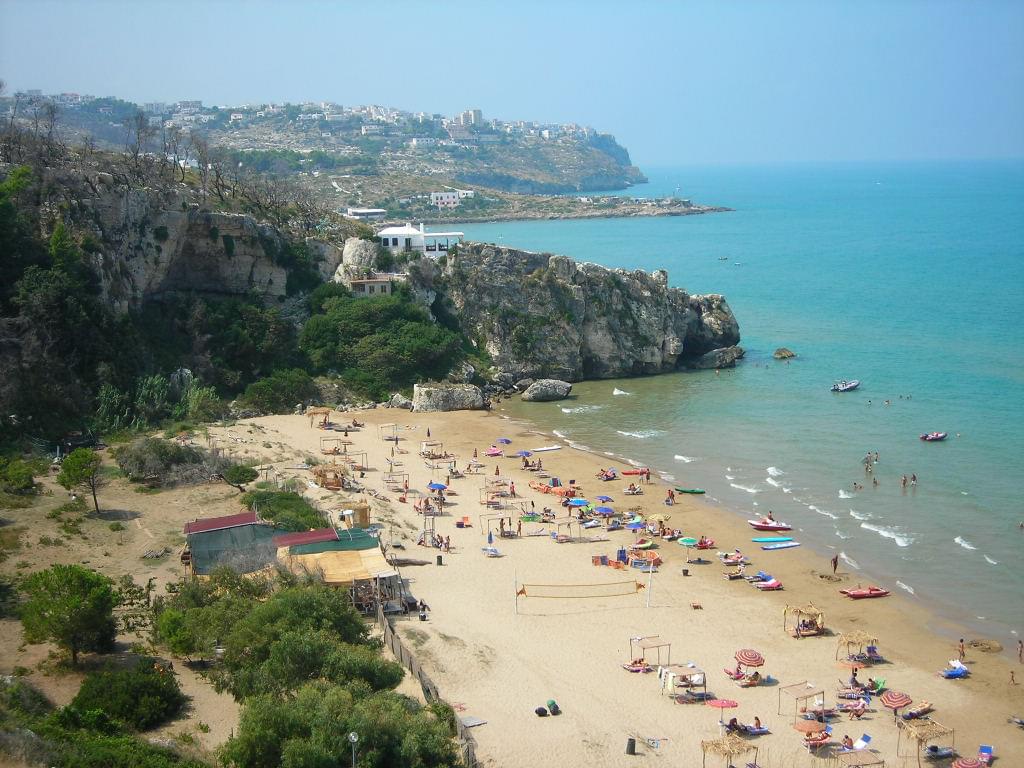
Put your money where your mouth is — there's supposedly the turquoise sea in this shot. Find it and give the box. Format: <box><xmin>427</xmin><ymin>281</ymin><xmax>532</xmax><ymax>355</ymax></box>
<box><xmin>460</xmin><ymin>161</ymin><xmax>1024</xmax><ymax>644</ymax></box>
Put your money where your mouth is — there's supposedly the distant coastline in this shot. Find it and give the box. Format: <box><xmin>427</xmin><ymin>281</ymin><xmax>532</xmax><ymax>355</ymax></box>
<box><xmin>432</xmin><ymin>203</ymin><xmax>732</xmax><ymax>225</ymax></box>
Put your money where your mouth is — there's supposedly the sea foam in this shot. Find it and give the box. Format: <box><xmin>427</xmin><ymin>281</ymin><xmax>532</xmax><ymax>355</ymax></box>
<box><xmin>615</xmin><ymin>429</ymin><xmax>665</xmax><ymax>439</ymax></box>
<box><xmin>953</xmin><ymin>536</ymin><xmax>977</xmax><ymax>550</ymax></box>
<box><xmin>729</xmin><ymin>483</ymin><xmax>759</xmax><ymax>494</ymax></box>
<box><xmin>848</xmin><ymin>509</ymin><xmax>871</xmax><ymax>521</ymax></box>
<box><xmin>807</xmin><ymin>505</ymin><xmax>838</xmax><ymax>520</ymax></box>
<box><xmin>838</xmin><ymin>489</ymin><xmax>854</xmax><ymax>499</ymax></box>
<box><xmin>861</xmin><ymin>523</ymin><xmax>913</xmax><ymax>547</ymax></box>
<box><xmin>765</xmin><ymin>477</ymin><xmax>782</xmax><ymax>488</ymax></box>
<box><xmin>612</xmin><ymin>388</ymin><xmax>630</xmax><ymax>396</ymax></box>
<box><xmin>839</xmin><ymin>552</ymin><xmax>861</xmax><ymax>570</ymax></box>
<box><xmin>674</xmin><ymin>455</ymin><xmax>697</xmax><ymax>463</ymax></box>
<box><xmin>984</xmin><ymin>555</ymin><xmax>998</xmax><ymax>565</ymax></box>
<box><xmin>896</xmin><ymin>581</ymin><xmax>916</xmax><ymax>595</ymax></box>
<box><xmin>766</xmin><ymin>466</ymin><xmax>784</xmax><ymax>477</ymax></box>
<box><xmin>560</xmin><ymin>405</ymin><xmax>604</xmax><ymax>414</ymax></box>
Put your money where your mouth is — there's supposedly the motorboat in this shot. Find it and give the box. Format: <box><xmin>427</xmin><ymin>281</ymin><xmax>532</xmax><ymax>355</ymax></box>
<box><xmin>920</xmin><ymin>432</ymin><xmax>948</xmax><ymax>442</ymax></box>
<box><xmin>748</xmin><ymin>518</ymin><xmax>793</xmax><ymax>532</ymax></box>
<box><xmin>839</xmin><ymin>585</ymin><xmax>890</xmax><ymax>599</ymax></box>
<box><xmin>674</xmin><ymin>487</ymin><xmax>706</xmax><ymax>494</ymax></box>
<box><xmin>831</xmin><ymin>380</ymin><xmax>860</xmax><ymax>392</ymax></box>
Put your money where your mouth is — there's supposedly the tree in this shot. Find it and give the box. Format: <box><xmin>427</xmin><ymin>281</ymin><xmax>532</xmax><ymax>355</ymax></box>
<box><xmin>219</xmin><ymin>464</ymin><xmax>258</xmax><ymax>492</ymax></box>
<box><xmin>21</xmin><ymin>564</ymin><xmax>118</xmax><ymax>665</ymax></box>
<box><xmin>57</xmin><ymin>447</ymin><xmax>107</xmax><ymax>515</ymax></box>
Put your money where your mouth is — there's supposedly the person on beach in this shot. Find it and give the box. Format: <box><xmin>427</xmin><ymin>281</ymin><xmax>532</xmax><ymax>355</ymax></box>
<box><xmin>1018</xmin><ymin>639</ymin><xmax>1022</xmax><ymax>663</ymax></box>
<box><xmin>510</xmin><ymin>481</ymin><xmax>516</xmax><ymax>497</ymax></box>
<box><xmin>901</xmin><ymin>474</ymin><xmax>908</xmax><ymax>488</ymax></box>
<box><xmin>958</xmin><ymin>639</ymin><xmax>966</xmax><ymax>661</ymax></box>
<box><xmin>831</xmin><ymin>554</ymin><xmax>839</xmax><ymax>575</ymax></box>
<box><xmin>873</xmin><ymin>477</ymin><xmax>879</xmax><ymax>488</ymax></box>
<box><xmin>874</xmin><ymin>451</ymin><xmax>879</xmax><ymax>462</ymax></box>
<box><xmin>517</xmin><ymin>520</ymin><xmax>522</xmax><ymax>536</ymax></box>
<box><xmin>767</xmin><ymin>510</ymin><xmax>775</xmax><ymax>521</ymax></box>
<box><xmin>495</xmin><ymin>465</ymin><xmax>500</xmax><ymax>476</ymax></box>
<box><xmin>911</xmin><ymin>473</ymin><xmax>917</xmax><ymax>486</ymax></box>
<box><xmin>842</xmin><ymin>735</ymin><xmax>854</xmax><ymax>750</ymax></box>
<box><xmin>444</xmin><ymin>536</ymin><xmax>450</xmax><ymax>552</ymax></box>
<box><xmin>665</xmin><ymin>489</ymin><xmax>675</xmax><ymax>506</ymax></box>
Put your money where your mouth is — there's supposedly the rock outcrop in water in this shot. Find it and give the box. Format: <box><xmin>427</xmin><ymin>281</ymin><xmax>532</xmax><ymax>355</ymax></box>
<box><xmin>521</xmin><ymin>379</ymin><xmax>573</xmax><ymax>402</ymax></box>
<box><xmin>409</xmin><ymin>243</ymin><xmax>740</xmax><ymax>382</ymax></box>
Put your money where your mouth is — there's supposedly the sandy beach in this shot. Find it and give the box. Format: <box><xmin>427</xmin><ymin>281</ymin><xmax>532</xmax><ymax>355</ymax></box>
<box><xmin>208</xmin><ymin>409</ymin><xmax>1023</xmax><ymax>767</ymax></box>
<box><xmin>3</xmin><ymin>408</ymin><xmax>1021</xmax><ymax>767</ymax></box>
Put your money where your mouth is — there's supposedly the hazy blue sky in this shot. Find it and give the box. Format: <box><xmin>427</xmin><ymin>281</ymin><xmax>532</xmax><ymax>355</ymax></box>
<box><xmin>2</xmin><ymin>0</ymin><xmax>1022</xmax><ymax>164</ymax></box>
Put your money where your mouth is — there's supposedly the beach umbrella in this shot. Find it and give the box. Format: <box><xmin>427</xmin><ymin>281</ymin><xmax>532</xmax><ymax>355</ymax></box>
<box><xmin>706</xmin><ymin>699</ymin><xmax>738</xmax><ymax>710</ymax></box>
<box><xmin>596</xmin><ymin>495</ymin><xmax>613</xmax><ymax>502</ymax></box>
<box><xmin>880</xmin><ymin>690</ymin><xmax>912</xmax><ymax>720</ymax></box>
<box><xmin>734</xmin><ymin>649</ymin><xmax>765</xmax><ymax>668</ymax></box>
<box><xmin>426</xmin><ymin>428</ymin><xmax>431</xmax><ymax>438</ymax></box>
<box><xmin>951</xmin><ymin>759</ymin><xmax>985</xmax><ymax>768</ymax></box>
<box><xmin>626</xmin><ymin>522</ymin><xmax>645</xmax><ymax>531</ymax></box>
<box><xmin>836</xmin><ymin>660</ymin><xmax>865</xmax><ymax>670</ymax></box>
<box><xmin>679</xmin><ymin>537</ymin><xmax>698</xmax><ymax>547</ymax></box>
<box><xmin>496</xmin><ymin>437</ymin><xmax>512</xmax><ymax>444</ymax></box>
<box><xmin>487</xmin><ymin>530</ymin><xmax>493</xmax><ymax>545</ymax></box>
<box><xmin>648</xmin><ymin>513</ymin><xmax>671</xmax><ymax>522</ymax></box>
<box><xmin>792</xmin><ymin>719</ymin><xmax>828</xmax><ymax>734</ymax></box>
<box><xmin>594</xmin><ymin>506</ymin><xmax>615</xmax><ymax>515</ymax></box>
<box><xmin>427</xmin><ymin>482</ymin><xmax>447</xmax><ymax>491</ymax></box>
<box><xmin>514</xmin><ymin>450</ymin><xmax>532</xmax><ymax>457</ymax></box>
<box><xmin>567</xmin><ymin>498</ymin><xmax>589</xmax><ymax>507</ymax></box>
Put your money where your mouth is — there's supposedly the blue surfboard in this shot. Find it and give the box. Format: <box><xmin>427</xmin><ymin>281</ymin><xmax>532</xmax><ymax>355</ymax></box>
<box><xmin>761</xmin><ymin>541</ymin><xmax>801</xmax><ymax>551</ymax></box>
<box><xmin>752</xmin><ymin>536</ymin><xmax>794</xmax><ymax>543</ymax></box>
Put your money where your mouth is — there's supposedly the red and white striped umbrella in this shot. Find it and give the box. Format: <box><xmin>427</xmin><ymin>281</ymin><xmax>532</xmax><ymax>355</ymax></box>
<box><xmin>734</xmin><ymin>649</ymin><xmax>765</xmax><ymax>668</ymax></box>
<box><xmin>706</xmin><ymin>698</ymin><xmax>739</xmax><ymax>709</ymax></box>
<box><xmin>879</xmin><ymin>690</ymin><xmax>912</xmax><ymax>710</ymax></box>
<box><xmin>951</xmin><ymin>759</ymin><xmax>985</xmax><ymax>768</ymax></box>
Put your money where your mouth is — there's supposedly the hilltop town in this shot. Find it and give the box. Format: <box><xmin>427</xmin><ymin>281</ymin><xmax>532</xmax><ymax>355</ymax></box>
<box><xmin>1</xmin><ymin>89</ymin><xmax>727</xmax><ymax>222</ymax></box>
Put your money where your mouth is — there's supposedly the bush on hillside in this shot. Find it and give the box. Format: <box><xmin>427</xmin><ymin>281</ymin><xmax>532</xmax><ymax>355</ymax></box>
<box><xmin>71</xmin><ymin>660</ymin><xmax>186</xmax><ymax>731</ymax></box>
<box><xmin>240</xmin><ymin>490</ymin><xmax>322</xmax><ymax>532</ymax></box>
<box><xmin>114</xmin><ymin>438</ymin><xmax>206</xmax><ymax>485</ymax></box>
<box><xmin>0</xmin><ymin>457</ymin><xmax>38</xmax><ymax>494</ymax></box>
<box><xmin>239</xmin><ymin>369</ymin><xmax>318</xmax><ymax>414</ymax></box>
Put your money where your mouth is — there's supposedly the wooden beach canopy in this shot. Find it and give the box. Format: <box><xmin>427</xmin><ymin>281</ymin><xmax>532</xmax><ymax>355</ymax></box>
<box><xmin>898</xmin><ymin>718</ymin><xmax>955</xmax><ymax>767</ymax></box>
<box><xmin>700</xmin><ymin>733</ymin><xmax>757</xmax><ymax>768</ymax></box>
<box><xmin>836</xmin><ymin>751</ymin><xmax>885</xmax><ymax>767</ymax></box>
<box><xmin>312</xmin><ymin>463</ymin><xmax>348</xmax><ymax>490</ymax></box>
<box><xmin>784</xmin><ymin>603</ymin><xmax>825</xmax><ymax>636</ymax></box>
<box><xmin>307</xmin><ymin>406</ymin><xmax>332</xmax><ymax>427</ymax></box>
<box><xmin>836</xmin><ymin>629</ymin><xmax>878</xmax><ymax>659</ymax></box>
<box><xmin>630</xmin><ymin>635</ymin><xmax>671</xmax><ymax>666</ymax></box>
<box><xmin>778</xmin><ymin>680</ymin><xmax>825</xmax><ymax>717</ymax></box>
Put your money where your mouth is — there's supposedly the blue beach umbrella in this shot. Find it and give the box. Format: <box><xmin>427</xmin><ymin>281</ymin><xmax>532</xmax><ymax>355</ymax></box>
<box><xmin>594</xmin><ymin>506</ymin><xmax>615</xmax><ymax>515</ymax></box>
<box><xmin>488</xmin><ymin>530</ymin><xmax>493</xmax><ymax>545</ymax></box>
<box><xmin>626</xmin><ymin>521</ymin><xmax>645</xmax><ymax>531</ymax></box>
<box><xmin>427</xmin><ymin>482</ymin><xmax>447</xmax><ymax>490</ymax></box>
<box><xmin>515</xmin><ymin>450</ymin><xmax>532</xmax><ymax>457</ymax></box>
<box><xmin>596</xmin><ymin>495</ymin><xmax>614</xmax><ymax>502</ymax></box>
<box><xmin>567</xmin><ymin>498</ymin><xmax>589</xmax><ymax>507</ymax></box>
<box><xmin>496</xmin><ymin>438</ymin><xmax>512</xmax><ymax>444</ymax></box>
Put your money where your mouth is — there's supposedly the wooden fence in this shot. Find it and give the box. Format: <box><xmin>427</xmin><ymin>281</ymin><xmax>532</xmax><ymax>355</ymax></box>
<box><xmin>376</xmin><ymin>605</ymin><xmax>477</xmax><ymax>767</ymax></box>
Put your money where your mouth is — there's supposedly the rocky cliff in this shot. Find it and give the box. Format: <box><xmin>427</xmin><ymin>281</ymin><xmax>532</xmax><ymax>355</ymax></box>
<box><xmin>31</xmin><ymin>165</ymin><xmax>353</xmax><ymax>312</ymax></box>
<box><xmin>407</xmin><ymin>243</ymin><xmax>740</xmax><ymax>382</ymax></box>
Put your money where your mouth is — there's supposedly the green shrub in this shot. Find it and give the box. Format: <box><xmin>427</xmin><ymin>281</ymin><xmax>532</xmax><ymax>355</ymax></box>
<box><xmin>183</xmin><ymin>383</ymin><xmax>224</xmax><ymax>422</ymax></box>
<box><xmin>239</xmin><ymin>490</ymin><xmax>322</xmax><ymax>532</ymax></box>
<box><xmin>239</xmin><ymin>369</ymin><xmax>317</xmax><ymax>414</ymax></box>
<box><xmin>71</xmin><ymin>660</ymin><xmax>186</xmax><ymax>730</ymax></box>
<box><xmin>152</xmin><ymin>226</ymin><xmax>169</xmax><ymax>242</ymax></box>
<box><xmin>0</xmin><ymin>457</ymin><xmax>36</xmax><ymax>493</ymax></box>
<box><xmin>114</xmin><ymin>437</ymin><xmax>207</xmax><ymax>485</ymax></box>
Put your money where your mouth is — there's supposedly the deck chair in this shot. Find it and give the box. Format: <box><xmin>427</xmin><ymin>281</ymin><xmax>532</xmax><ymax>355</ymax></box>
<box><xmin>804</xmin><ymin>725</ymin><xmax>832</xmax><ymax>752</ymax></box>
<box><xmin>978</xmin><ymin>745</ymin><xmax>993</xmax><ymax>765</ymax></box>
<box><xmin>842</xmin><ymin>734</ymin><xmax>871</xmax><ymax>752</ymax></box>
<box><xmin>870</xmin><ymin>678</ymin><xmax>886</xmax><ymax>695</ymax></box>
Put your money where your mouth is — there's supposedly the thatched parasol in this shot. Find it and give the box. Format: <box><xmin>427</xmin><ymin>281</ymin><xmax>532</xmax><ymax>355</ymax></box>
<box><xmin>898</xmin><ymin>718</ymin><xmax>955</xmax><ymax>767</ymax></box>
<box><xmin>700</xmin><ymin>732</ymin><xmax>756</xmax><ymax>767</ymax></box>
<box><xmin>836</xmin><ymin>628</ymin><xmax>878</xmax><ymax>659</ymax></box>
<box><xmin>784</xmin><ymin>602</ymin><xmax>825</xmax><ymax>635</ymax></box>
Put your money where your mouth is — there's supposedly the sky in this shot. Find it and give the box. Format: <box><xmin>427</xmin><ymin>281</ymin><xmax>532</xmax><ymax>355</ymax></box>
<box><xmin>1</xmin><ymin>0</ymin><xmax>1023</xmax><ymax>165</ymax></box>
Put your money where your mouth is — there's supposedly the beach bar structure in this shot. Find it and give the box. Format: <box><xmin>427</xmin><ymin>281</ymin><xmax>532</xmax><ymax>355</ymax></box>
<box><xmin>181</xmin><ymin>511</ymin><xmax>277</xmax><ymax>577</ymax></box>
<box><xmin>897</xmin><ymin>718</ymin><xmax>954</xmax><ymax>767</ymax></box>
<box><xmin>784</xmin><ymin>603</ymin><xmax>826</xmax><ymax>637</ymax></box>
<box><xmin>312</xmin><ymin>463</ymin><xmax>349</xmax><ymax>490</ymax></box>
<box><xmin>307</xmin><ymin>406</ymin><xmax>333</xmax><ymax>428</ymax></box>
<box><xmin>778</xmin><ymin>680</ymin><xmax>825</xmax><ymax>717</ymax></box>
<box><xmin>629</xmin><ymin>635</ymin><xmax>671</xmax><ymax>667</ymax></box>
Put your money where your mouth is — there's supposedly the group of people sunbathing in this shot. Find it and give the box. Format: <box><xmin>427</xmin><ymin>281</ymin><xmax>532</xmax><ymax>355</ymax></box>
<box><xmin>596</xmin><ymin>468</ymin><xmax>618</xmax><ymax>481</ymax></box>
<box><xmin>624</xmin><ymin>482</ymin><xmax>643</xmax><ymax>495</ymax></box>
<box><xmin>521</xmin><ymin>457</ymin><xmax>544</xmax><ymax>471</ymax></box>
<box><xmin>725</xmin><ymin>716</ymin><xmax>763</xmax><ymax>735</ymax></box>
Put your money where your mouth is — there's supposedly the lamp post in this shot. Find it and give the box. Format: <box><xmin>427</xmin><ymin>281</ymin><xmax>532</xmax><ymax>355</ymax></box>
<box><xmin>348</xmin><ymin>731</ymin><xmax>359</xmax><ymax>768</ymax></box>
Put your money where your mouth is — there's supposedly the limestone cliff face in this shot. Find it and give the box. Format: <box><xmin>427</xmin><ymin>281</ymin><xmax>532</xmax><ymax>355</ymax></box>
<box><xmin>411</xmin><ymin>243</ymin><xmax>740</xmax><ymax>381</ymax></box>
<box><xmin>39</xmin><ymin>166</ymin><xmax>345</xmax><ymax>312</ymax></box>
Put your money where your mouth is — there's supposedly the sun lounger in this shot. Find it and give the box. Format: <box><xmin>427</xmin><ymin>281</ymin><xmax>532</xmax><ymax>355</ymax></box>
<box><xmin>804</xmin><ymin>725</ymin><xmax>832</xmax><ymax>752</ymax></box>
<box><xmin>745</xmin><ymin>570</ymin><xmax>772</xmax><ymax>582</ymax></box>
<box><xmin>865</xmin><ymin>645</ymin><xmax>884</xmax><ymax>662</ymax></box>
<box><xmin>724</xmin><ymin>668</ymin><xmax>744</xmax><ymax>680</ymax></box>
<box><xmin>754</xmin><ymin>578</ymin><xmax>783</xmax><ymax>590</ymax></box>
<box><xmin>1009</xmin><ymin>716</ymin><xmax>1024</xmax><ymax>728</ymax></box>
<box><xmin>923</xmin><ymin>745</ymin><xmax>955</xmax><ymax>760</ymax></box>
<box><xmin>840</xmin><ymin>733</ymin><xmax>871</xmax><ymax>752</ymax></box>
<box><xmin>743</xmin><ymin>725</ymin><xmax>770</xmax><ymax>736</ymax></box>
<box><xmin>902</xmin><ymin>701</ymin><xmax>933</xmax><ymax>719</ymax></box>
<box><xmin>978</xmin><ymin>745</ymin><xmax>993</xmax><ymax>765</ymax></box>
<box><xmin>724</xmin><ymin>571</ymin><xmax>746</xmax><ymax>580</ymax></box>
<box><xmin>622</xmin><ymin>662</ymin><xmax>652</xmax><ymax>673</ymax></box>
<box><xmin>941</xmin><ymin>665</ymin><xmax>969</xmax><ymax>679</ymax></box>
<box><xmin>481</xmin><ymin>546</ymin><xmax>502</xmax><ymax>557</ymax></box>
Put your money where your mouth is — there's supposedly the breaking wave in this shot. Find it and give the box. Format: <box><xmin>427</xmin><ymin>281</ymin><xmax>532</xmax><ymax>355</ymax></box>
<box><xmin>729</xmin><ymin>483</ymin><xmax>759</xmax><ymax>494</ymax></box>
<box><xmin>612</xmin><ymin>388</ymin><xmax>630</xmax><ymax>396</ymax></box>
<box><xmin>766</xmin><ymin>466</ymin><xmax>784</xmax><ymax>477</ymax></box>
<box><xmin>953</xmin><ymin>536</ymin><xmax>976</xmax><ymax>551</ymax></box>
<box><xmin>860</xmin><ymin>523</ymin><xmax>913</xmax><ymax>547</ymax></box>
<box><xmin>560</xmin><ymin>405</ymin><xmax>605</xmax><ymax>414</ymax></box>
<box><xmin>674</xmin><ymin>455</ymin><xmax>697</xmax><ymax>463</ymax></box>
<box><xmin>838</xmin><ymin>489</ymin><xmax>854</xmax><ymax>499</ymax></box>
<box><xmin>896</xmin><ymin>581</ymin><xmax>915</xmax><ymax>595</ymax></box>
<box><xmin>615</xmin><ymin>429</ymin><xmax>665</xmax><ymax>439</ymax></box>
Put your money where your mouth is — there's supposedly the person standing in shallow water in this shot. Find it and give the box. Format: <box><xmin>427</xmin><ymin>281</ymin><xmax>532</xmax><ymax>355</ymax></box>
<box><xmin>831</xmin><ymin>554</ymin><xmax>839</xmax><ymax>575</ymax></box>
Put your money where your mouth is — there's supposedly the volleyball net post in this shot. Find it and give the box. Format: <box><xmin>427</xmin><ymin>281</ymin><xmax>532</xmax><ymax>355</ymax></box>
<box><xmin>514</xmin><ymin>577</ymin><xmax>645</xmax><ymax>615</ymax></box>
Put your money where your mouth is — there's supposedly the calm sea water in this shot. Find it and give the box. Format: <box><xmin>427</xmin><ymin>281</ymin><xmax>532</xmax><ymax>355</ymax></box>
<box><xmin>461</xmin><ymin>161</ymin><xmax>1024</xmax><ymax>643</ymax></box>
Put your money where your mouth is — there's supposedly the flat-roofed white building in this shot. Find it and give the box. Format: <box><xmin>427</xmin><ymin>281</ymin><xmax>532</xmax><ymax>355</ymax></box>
<box><xmin>377</xmin><ymin>223</ymin><xmax>463</xmax><ymax>255</ymax></box>
<box><xmin>345</xmin><ymin>207</ymin><xmax>388</xmax><ymax>221</ymax></box>
<box><xmin>430</xmin><ymin>191</ymin><xmax>459</xmax><ymax>208</ymax></box>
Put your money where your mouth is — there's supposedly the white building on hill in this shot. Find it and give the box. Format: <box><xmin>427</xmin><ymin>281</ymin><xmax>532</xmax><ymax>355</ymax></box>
<box><xmin>377</xmin><ymin>223</ymin><xmax>463</xmax><ymax>256</ymax></box>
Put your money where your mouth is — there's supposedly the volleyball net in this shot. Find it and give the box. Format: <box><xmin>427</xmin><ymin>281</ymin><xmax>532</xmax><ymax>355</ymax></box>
<box><xmin>515</xmin><ymin>579</ymin><xmax>645</xmax><ymax>600</ymax></box>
